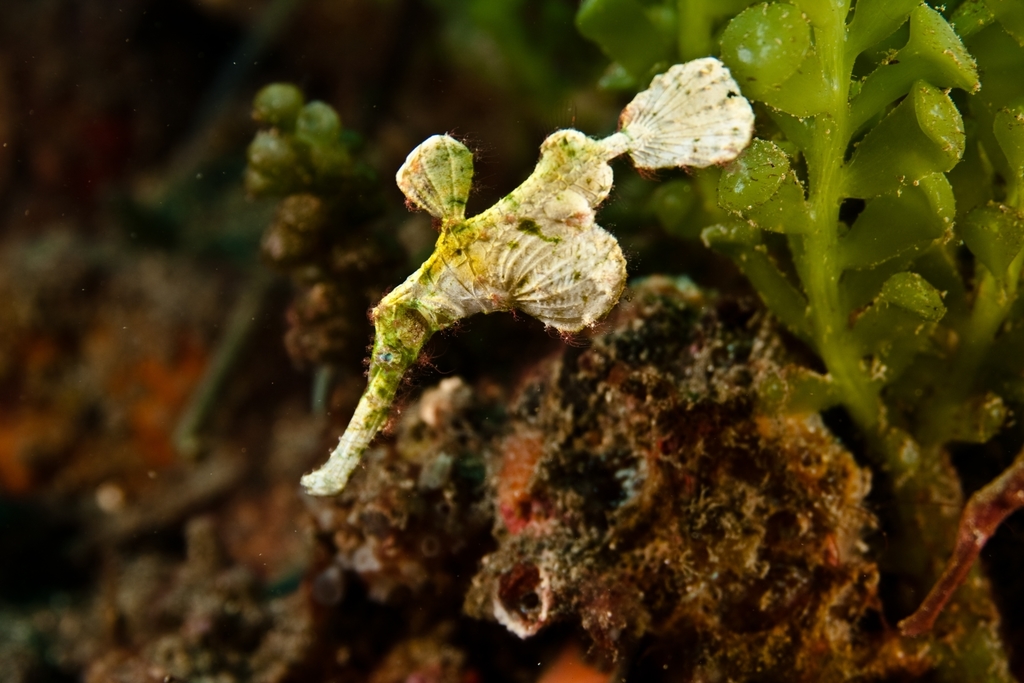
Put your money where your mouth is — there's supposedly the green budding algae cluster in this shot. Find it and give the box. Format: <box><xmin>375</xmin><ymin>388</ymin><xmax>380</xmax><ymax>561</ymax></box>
<box><xmin>300</xmin><ymin>57</ymin><xmax>755</xmax><ymax>497</ymax></box>
<box><xmin>244</xmin><ymin>83</ymin><xmax>395</xmax><ymax>373</ymax></box>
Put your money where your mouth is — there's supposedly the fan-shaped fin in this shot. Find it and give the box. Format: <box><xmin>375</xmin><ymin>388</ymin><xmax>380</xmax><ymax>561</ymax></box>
<box><xmin>396</xmin><ymin>134</ymin><xmax>474</xmax><ymax>221</ymax></box>
<box><xmin>620</xmin><ymin>58</ymin><xmax>754</xmax><ymax>169</ymax></box>
<box><xmin>494</xmin><ymin>219</ymin><xmax>627</xmax><ymax>332</ymax></box>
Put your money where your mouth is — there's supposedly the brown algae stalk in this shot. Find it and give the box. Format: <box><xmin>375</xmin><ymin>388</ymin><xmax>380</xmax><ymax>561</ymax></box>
<box><xmin>899</xmin><ymin>448</ymin><xmax>1024</xmax><ymax>636</ymax></box>
<box><xmin>301</xmin><ymin>58</ymin><xmax>754</xmax><ymax>496</ymax></box>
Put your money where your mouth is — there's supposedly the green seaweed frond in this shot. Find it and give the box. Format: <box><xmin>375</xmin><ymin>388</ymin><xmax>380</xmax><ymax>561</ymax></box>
<box><xmin>580</xmin><ymin>0</ymin><xmax>1024</xmax><ymax>680</ymax></box>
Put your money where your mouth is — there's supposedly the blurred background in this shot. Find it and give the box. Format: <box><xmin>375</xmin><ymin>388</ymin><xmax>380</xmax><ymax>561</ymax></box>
<box><xmin>0</xmin><ymin>1</ymin><xmax>650</xmax><ymax>681</ymax></box>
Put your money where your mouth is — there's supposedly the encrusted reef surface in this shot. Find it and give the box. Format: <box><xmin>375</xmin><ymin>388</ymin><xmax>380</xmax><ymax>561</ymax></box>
<box><xmin>1</xmin><ymin>266</ymin><xmax>927</xmax><ymax>682</ymax></box>
<box><xmin>308</xmin><ymin>277</ymin><xmax>925</xmax><ymax>682</ymax></box>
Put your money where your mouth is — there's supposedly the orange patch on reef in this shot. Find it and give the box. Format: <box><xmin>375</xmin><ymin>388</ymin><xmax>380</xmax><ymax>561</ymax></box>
<box><xmin>106</xmin><ymin>333</ymin><xmax>208</xmax><ymax>468</ymax></box>
<box><xmin>0</xmin><ymin>409</ymin><xmax>53</xmax><ymax>494</ymax></box>
<box><xmin>536</xmin><ymin>643</ymin><xmax>610</xmax><ymax>683</ymax></box>
<box><xmin>23</xmin><ymin>335</ymin><xmax>61</xmax><ymax>375</ymax></box>
<box><xmin>497</xmin><ymin>430</ymin><xmax>544</xmax><ymax>534</ymax></box>
<box><xmin>0</xmin><ymin>336</ymin><xmax>69</xmax><ymax>494</ymax></box>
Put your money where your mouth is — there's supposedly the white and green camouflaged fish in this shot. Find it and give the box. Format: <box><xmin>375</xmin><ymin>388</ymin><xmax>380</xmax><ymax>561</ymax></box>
<box><xmin>302</xmin><ymin>57</ymin><xmax>754</xmax><ymax>496</ymax></box>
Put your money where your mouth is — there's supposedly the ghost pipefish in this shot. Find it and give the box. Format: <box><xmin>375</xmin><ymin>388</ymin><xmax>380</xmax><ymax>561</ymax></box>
<box><xmin>301</xmin><ymin>57</ymin><xmax>755</xmax><ymax>496</ymax></box>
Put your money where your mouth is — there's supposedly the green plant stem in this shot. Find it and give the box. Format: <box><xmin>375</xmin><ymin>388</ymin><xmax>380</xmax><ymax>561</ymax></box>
<box><xmin>796</xmin><ymin>0</ymin><xmax>880</xmax><ymax>431</ymax></box>
<box><xmin>677</xmin><ymin>0</ymin><xmax>711</xmax><ymax>62</ymax></box>
<box><xmin>791</xmin><ymin>5</ymin><xmax>1011</xmax><ymax>678</ymax></box>
<box><xmin>173</xmin><ymin>269</ymin><xmax>274</xmax><ymax>459</ymax></box>
<box><xmin>918</xmin><ymin>253</ymin><xmax>1024</xmax><ymax>446</ymax></box>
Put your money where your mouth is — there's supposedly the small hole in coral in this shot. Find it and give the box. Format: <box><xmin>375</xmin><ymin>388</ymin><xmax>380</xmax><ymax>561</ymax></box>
<box><xmin>498</xmin><ymin>563</ymin><xmax>543</xmax><ymax>618</ymax></box>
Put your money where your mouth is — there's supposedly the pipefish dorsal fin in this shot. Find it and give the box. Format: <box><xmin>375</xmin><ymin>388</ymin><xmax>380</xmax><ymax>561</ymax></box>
<box><xmin>396</xmin><ymin>134</ymin><xmax>474</xmax><ymax>223</ymax></box>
